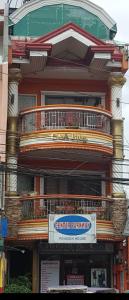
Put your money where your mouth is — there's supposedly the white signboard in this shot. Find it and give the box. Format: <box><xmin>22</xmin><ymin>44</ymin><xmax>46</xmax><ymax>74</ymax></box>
<box><xmin>49</xmin><ymin>214</ymin><xmax>96</xmax><ymax>244</ymax></box>
<box><xmin>40</xmin><ymin>260</ymin><xmax>60</xmax><ymax>293</ymax></box>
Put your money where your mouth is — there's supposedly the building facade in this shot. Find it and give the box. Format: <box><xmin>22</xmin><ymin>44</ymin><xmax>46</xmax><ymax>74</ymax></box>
<box><xmin>4</xmin><ymin>0</ymin><xmax>129</xmax><ymax>293</ymax></box>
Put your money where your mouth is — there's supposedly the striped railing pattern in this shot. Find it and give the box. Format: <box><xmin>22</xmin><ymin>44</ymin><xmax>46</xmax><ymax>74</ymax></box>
<box><xmin>20</xmin><ymin>194</ymin><xmax>113</xmax><ymax>221</ymax></box>
<box><xmin>19</xmin><ymin>106</ymin><xmax>111</xmax><ymax>134</ymax></box>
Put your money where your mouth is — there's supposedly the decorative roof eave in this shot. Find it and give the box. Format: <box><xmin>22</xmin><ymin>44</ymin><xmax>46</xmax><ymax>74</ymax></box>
<box><xmin>26</xmin><ymin>43</ymin><xmax>51</xmax><ymax>49</ymax></box>
<box><xmin>112</xmin><ymin>53</ymin><xmax>123</xmax><ymax>62</ymax></box>
<box><xmin>12</xmin><ymin>43</ymin><xmax>52</xmax><ymax>58</ymax></box>
<box><xmin>9</xmin><ymin>0</ymin><xmax>116</xmax><ymax>32</ymax></box>
<box><xmin>9</xmin><ymin>21</ymin><xmax>115</xmax><ymax>68</ymax></box>
<box><xmin>11</xmin><ymin>23</ymin><xmax>122</xmax><ymax>66</ymax></box>
<box><xmin>26</xmin><ymin>43</ymin><xmax>52</xmax><ymax>53</ymax></box>
<box><xmin>12</xmin><ymin>51</ymin><xmax>26</xmax><ymax>58</ymax></box>
<box><xmin>90</xmin><ymin>45</ymin><xmax>115</xmax><ymax>53</ymax></box>
<box><xmin>85</xmin><ymin>45</ymin><xmax>115</xmax><ymax>66</ymax></box>
<box><xmin>90</xmin><ymin>45</ymin><xmax>123</xmax><ymax>63</ymax></box>
<box><xmin>33</xmin><ymin>22</ymin><xmax>106</xmax><ymax>46</ymax></box>
<box><xmin>11</xmin><ymin>23</ymin><xmax>107</xmax><ymax>59</ymax></box>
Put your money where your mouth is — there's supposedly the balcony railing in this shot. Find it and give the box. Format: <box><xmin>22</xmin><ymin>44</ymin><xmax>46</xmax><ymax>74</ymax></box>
<box><xmin>19</xmin><ymin>106</ymin><xmax>111</xmax><ymax>134</ymax></box>
<box><xmin>20</xmin><ymin>194</ymin><xmax>113</xmax><ymax>221</ymax></box>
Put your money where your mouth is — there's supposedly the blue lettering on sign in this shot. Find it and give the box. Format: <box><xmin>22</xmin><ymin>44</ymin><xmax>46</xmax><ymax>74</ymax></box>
<box><xmin>54</xmin><ymin>215</ymin><xmax>91</xmax><ymax>236</ymax></box>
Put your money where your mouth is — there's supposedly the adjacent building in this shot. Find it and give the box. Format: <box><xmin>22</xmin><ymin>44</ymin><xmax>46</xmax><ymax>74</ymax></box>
<box><xmin>0</xmin><ymin>5</ymin><xmax>8</xmax><ymax>293</ymax></box>
<box><xmin>4</xmin><ymin>0</ymin><xmax>129</xmax><ymax>293</ymax></box>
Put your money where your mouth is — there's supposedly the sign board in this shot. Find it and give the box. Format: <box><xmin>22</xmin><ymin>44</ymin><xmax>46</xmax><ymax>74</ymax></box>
<box><xmin>32</xmin><ymin>131</ymin><xmax>88</xmax><ymax>144</ymax></box>
<box><xmin>0</xmin><ymin>217</ymin><xmax>8</xmax><ymax>238</ymax></box>
<box><xmin>40</xmin><ymin>260</ymin><xmax>60</xmax><ymax>293</ymax></box>
<box><xmin>67</xmin><ymin>275</ymin><xmax>84</xmax><ymax>285</ymax></box>
<box><xmin>49</xmin><ymin>214</ymin><xmax>96</xmax><ymax>244</ymax></box>
<box><xmin>39</xmin><ymin>242</ymin><xmax>114</xmax><ymax>254</ymax></box>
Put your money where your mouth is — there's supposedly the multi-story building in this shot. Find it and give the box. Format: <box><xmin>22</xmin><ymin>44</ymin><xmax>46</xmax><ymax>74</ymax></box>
<box><xmin>5</xmin><ymin>0</ymin><xmax>129</xmax><ymax>293</ymax></box>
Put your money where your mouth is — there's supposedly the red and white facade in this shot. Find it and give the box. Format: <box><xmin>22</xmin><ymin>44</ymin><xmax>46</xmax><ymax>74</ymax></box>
<box><xmin>5</xmin><ymin>0</ymin><xmax>129</xmax><ymax>293</ymax></box>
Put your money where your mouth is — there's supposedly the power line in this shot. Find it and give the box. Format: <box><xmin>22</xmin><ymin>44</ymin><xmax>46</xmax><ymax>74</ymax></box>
<box><xmin>1</xmin><ymin>145</ymin><xmax>129</xmax><ymax>166</ymax></box>
<box><xmin>1</xmin><ymin>162</ymin><xmax>129</xmax><ymax>183</ymax></box>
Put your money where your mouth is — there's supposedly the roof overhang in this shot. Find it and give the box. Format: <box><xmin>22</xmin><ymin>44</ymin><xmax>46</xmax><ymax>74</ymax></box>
<box><xmin>11</xmin><ymin>23</ymin><xmax>122</xmax><ymax>77</ymax></box>
<box><xmin>12</xmin><ymin>23</ymin><xmax>114</xmax><ymax>58</ymax></box>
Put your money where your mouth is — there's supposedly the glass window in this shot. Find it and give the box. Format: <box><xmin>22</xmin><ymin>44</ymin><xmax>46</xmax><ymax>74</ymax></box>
<box><xmin>44</xmin><ymin>175</ymin><xmax>102</xmax><ymax>196</ymax></box>
<box><xmin>67</xmin><ymin>176</ymin><xmax>101</xmax><ymax>196</ymax></box>
<box><xmin>18</xmin><ymin>95</ymin><xmax>36</xmax><ymax>132</ymax></box>
<box><xmin>45</xmin><ymin>95</ymin><xmax>102</xmax><ymax>106</ymax></box>
<box><xmin>17</xmin><ymin>174</ymin><xmax>34</xmax><ymax>194</ymax></box>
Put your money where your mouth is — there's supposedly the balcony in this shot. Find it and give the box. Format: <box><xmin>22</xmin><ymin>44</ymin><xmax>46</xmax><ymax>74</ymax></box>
<box><xmin>20</xmin><ymin>194</ymin><xmax>112</xmax><ymax>221</ymax></box>
<box><xmin>19</xmin><ymin>106</ymin><xmax>113</xmax><ymax>157</ymax></box>
<box><xmin>20</xmin><ymin>105</ymin><xmax>111</xmax><ymax>134</ymax></box>
<box><xmin>16</xmin><ymin>194</ymin><xmax>115</xmax><ymax>241</ymax></box>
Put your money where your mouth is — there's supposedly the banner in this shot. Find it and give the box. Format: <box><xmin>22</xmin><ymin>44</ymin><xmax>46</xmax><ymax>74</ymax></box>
<box><xmin>0</xmin><ymin>217</ymin><xmax>8</xmax><ymax>238</ymax></box>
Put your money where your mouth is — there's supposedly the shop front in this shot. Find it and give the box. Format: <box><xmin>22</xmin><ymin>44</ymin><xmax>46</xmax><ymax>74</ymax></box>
<box><xmin>39</xmin><ymin>242</ymin><xmax>114</xmax><ymax>293</ymax></box>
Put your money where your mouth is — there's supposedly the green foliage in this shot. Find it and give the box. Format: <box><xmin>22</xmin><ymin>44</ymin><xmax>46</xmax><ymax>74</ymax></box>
<box><xmin>4</xmin><ymin>274</ymin><xmax>32</xmax><ymax>293</ymax></box>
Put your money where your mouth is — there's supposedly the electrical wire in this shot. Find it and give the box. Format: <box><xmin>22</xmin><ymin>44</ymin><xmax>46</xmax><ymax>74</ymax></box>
<box><xmin>0</xmin><ymin>42</ymin><xmax>129</xmax><ymax>182</ymax></box>
<box><xmin>1</xmin><ymin>162</ymin><xmax>129</xmax><ymax>184</ymax></box>
<box><xmin>1</xmin><ymin>145</ymin><xmax>129</xmax><ymax>167</ymax></box>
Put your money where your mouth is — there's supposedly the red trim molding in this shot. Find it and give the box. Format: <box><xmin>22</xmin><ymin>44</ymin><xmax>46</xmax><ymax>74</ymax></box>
<box><xmin>91</xmin><ymin>45</ymin><xmax>115</xmax><ymax>53</ymax></box>
<box><xmin>32</xmin><ymin>22</ymin><xmax>106</xmax><ymax>46</ymax></box>
<box><xmin>11</xmin><ymin>22</ymin><xmax>123</xmax><ymax>64</ymax></box>
<box><xmin>26</xmin><ymin>43</ymin><xmax>52</xmax><ymax>52</ymax></box>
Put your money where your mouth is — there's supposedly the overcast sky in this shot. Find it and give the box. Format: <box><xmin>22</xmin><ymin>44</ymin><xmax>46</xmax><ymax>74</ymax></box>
<box><xmin>1</xmin><ymin>0</ymin><xmax>129</xmax><ymax>194</ymax></box>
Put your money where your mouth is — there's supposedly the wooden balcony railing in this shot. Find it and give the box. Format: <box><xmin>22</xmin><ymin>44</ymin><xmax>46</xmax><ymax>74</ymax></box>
<box><xmin>19</xmin><ymin>106</ymin><xmax>111</xmax><ymax>134</ymax></box>
<box><xmin>20</xmin><ymin>194</ymin><xmax>113</xmax><ymax>221</ymax></box>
